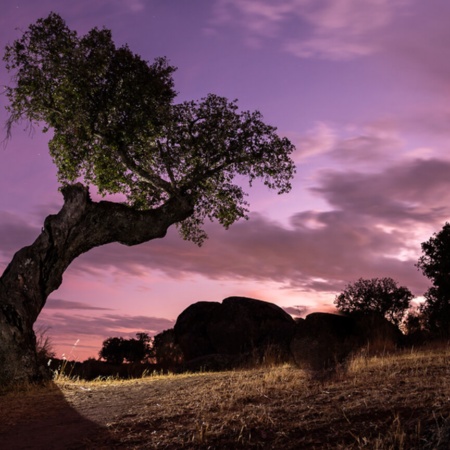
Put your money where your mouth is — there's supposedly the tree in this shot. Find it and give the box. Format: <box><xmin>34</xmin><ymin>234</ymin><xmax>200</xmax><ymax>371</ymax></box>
<box><xmin>99</xmin><ymin>333</ymin><xmax>151</xmax><ymax>364</ymax></box>
<box><xmin>0</xmin><ymin>13</ymin><xmax>295</xmax><ymax>386</ymax></box>
<box><xmin>416</xmin><ymin>223</ymin><xmax>450</xmax><ymax>336</ymax></box>
<box><xmin>151</xmin><ymin>328</ymin><xmax>183</xmax><ymax>369</ymax></box>
<box><xmin>123</xmin><ymin>333</ymin><xmax>151</xmax><ymax>363</ymax></box>
<box><xmin>99</xmin><ymin>337</ymin><xmax>125</xmax><ymax>365</ymax></box>
<box><xmin>334</xmin><ymin>277</ymin><xmax>413</xmax><ymax>326</ymax></box>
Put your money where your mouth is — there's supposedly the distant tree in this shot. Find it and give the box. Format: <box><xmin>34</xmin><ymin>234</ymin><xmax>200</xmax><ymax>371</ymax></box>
<box><xmin>123</xmin><ymin>333</ymin><xmax>152</xmax><ymax>363</ymax></box>
<box><xmin>0</xmin><ymin>13</ymin><xmax>295</xmax><ymax>386</ymax></box>
<box><xmin>152</xmin><ymin>328</ymin><xmax>183</xmax><ymax>368</ymax></box>
<box><xmin>416</xmin><ymin>223</ymin><xmax>450</xmax><ymax>336</ymax></box>
<box><xmin>99</xmin><ymin>337</ymin><xmax>125</xmax><ymax>364</ymax></box>
<box><xmin>334</xmin><ymin>277</ymin><xmax>413</xmax><ymax>326</ymax></box>
<box><xmin>99</xmin><ymin>333</ymin><xmax>152</xmax><ymax>364</ymax></box>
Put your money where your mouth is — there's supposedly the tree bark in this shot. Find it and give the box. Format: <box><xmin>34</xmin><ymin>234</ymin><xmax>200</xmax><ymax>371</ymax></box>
<box><xmin>0</xmin><ymin>183</ymin><xmax>193</xmax><ymax>386</ymax></box>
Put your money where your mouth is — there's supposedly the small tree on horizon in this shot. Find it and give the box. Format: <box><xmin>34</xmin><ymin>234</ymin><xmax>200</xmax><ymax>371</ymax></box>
<box><xmin>99</xmin><ymin>333</ymin><xmax>151</xmax><ymax>364</ymax></box>
<box><xmin>151</xmin><ymin>328</ymin><xmax>183</xmax><ymax>368</ymax></box>
<box><xmin>334</xmin><ymin>277</ymin><xmax>414</xmax><ymax>326</ymax></box>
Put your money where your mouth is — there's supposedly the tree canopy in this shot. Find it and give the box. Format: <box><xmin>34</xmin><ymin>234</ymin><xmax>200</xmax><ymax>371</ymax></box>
<box><xmin>334</xmin><ymin>277</ymin><xmax>413</xmax><ymax>326</ymax></box>
<box><xmin>99</xmin><ymin>333</ymin><xmax>151</xmax><ymax>364</ymax></box>
<box><xmin>4</xmin><ymin>12</ymin><xmax>296</xmax><ymax>244</ymax></box>
<box><xmin>416</xmin><ymin>222</ymin><xmax>450</xmax><ymax>336</ymax></box>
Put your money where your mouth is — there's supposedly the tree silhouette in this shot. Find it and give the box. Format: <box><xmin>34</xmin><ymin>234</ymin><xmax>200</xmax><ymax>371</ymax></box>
<box><xmin>99</xmin><ymin>337</ymin><xmax>125</xmax><ymax>365</ymax></box>
<box><xmin>334</xmin><ymin>277</ymin><xmax>413</xmax><ymax>326</ymax></box>
<box><xmin>99</xmin><ymin>333</ymin><xmax>151</xmax><ymax>364</ymax></box>
<box><xmin>417</xmin><ymin>222</ymin><xmax>450</xmax><ymax>336</ymax></box>
<box><xmin>151</xmin><ymin>328</ymin><xmax>183</xmax><ymax>368</ymax></box>
<box><xmin>0</xmin><ymin>13</ymin><xmax>295</xmax><ymax>386</ymax></box>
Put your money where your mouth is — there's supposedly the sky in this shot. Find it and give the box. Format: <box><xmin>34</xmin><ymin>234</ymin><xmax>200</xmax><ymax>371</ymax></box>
<box><xmin>1</xmin><ymin>0</ymin><xmax>450</xmax><ymax>361</ymax></box>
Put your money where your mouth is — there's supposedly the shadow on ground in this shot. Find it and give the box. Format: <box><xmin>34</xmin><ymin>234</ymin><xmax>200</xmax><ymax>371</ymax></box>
<box><xmin>0</xmin><ymin>382</ymin><xmax>114</xmax><ymax>449</ymax></box>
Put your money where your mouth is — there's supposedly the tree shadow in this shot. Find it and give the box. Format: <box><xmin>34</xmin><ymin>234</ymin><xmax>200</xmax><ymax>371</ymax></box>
<box><xmin>0</xmin><ymin>382</ymin><xmax>115</xmax><ymax>449</ymax></box>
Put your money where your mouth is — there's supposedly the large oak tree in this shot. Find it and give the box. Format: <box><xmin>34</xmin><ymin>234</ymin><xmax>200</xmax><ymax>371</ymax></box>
<box><xmin>0</xmin><ymin>13</ymin><xmax>295</xmax><ymax>386</ymax></box>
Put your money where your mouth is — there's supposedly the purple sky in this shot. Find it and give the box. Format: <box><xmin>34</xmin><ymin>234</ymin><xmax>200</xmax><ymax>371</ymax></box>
<box><xmin>1</xmin><ymin>0</ymin><xmax>449</xmax><ymax>360</ymax></box>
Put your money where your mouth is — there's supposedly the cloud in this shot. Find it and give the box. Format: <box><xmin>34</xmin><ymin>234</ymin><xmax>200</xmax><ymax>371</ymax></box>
<box><xmin>37</xmin><ymin>311</ymin><xmax>174</xmax><ymax>340</ymax></box>
<box><xmin>2</xmin><ymin>152</ymin><xmax>442</xmax><ymax>302</ymax></box>
<box><xmin>292</xmin><ymin>122</ymin><xmax>336</xmax><ymax>161</ymax></box>
<box><xmin>331</xmin><ymin>125</ymin><xmax>403</xmax><ymax>166</ymax></box>
<box><xmin>292</xmin><ymin>120</ymin><xmax>403</xmax><ymax>167</ymax></box>
<box><xmin>211</xmin><ymin>0</ymin><xmax>409</xmax><ymax>60</ymax></box>
<box><xmin>55</xmin><ymin>154</ymin><xmax>450</xmax><ymax>300</ymax></box>
<box><xmin>45</xmin><ymin>298</ymin><xmax>113</xmax><ymax>311</ymax></box>
<box><xmin>378</xmin><ymin>0</ymin><xmax>450</xmax><ymax>96</ymax></box>
<box><xmin>0</xmin><ymin>211</ymin><xmax>39</xmax><ymax>252</ymax></box>
<box><xmin>119</xmin><ymin>0</ymin><xmax>145</xmax><ymax>13</ymax></box>
<box><xmin>69</xmin><ymin>206</ymin><xmax>430</xmax><ymax>297</ymax></box>
<box><xmin>282</xmin><ymin>305</ymin><xmax>310</xmax><ymax>317</ymax></box>
<box><xmin>313</xmin><ymin>158</ymin><xmax>450</xmax><ymax>224</ymax></box>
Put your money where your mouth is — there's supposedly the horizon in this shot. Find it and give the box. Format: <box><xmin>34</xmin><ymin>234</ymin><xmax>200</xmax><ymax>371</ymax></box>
<box><xmin>1</xmin><ymin>0</ymin><xmax>449</xmax><ymax>361</ymax></box>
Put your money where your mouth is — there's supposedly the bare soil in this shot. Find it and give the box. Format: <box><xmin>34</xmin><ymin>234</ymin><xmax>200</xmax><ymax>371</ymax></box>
<box><xmin>1</xmin><ymin>347</ymin><xmax>450</xmax><ymax>449</ymax></box>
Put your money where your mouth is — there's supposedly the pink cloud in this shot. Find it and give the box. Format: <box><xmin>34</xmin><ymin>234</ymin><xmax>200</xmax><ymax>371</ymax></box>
<box><xmin>45</xmin><ymin>298</ymin><xmax>113</xmax><ymax>311</ymax></box>
<box><xmin>211</xmin><ymin>0</ymin><xmax>409</xmax><ymax>60</ymax></box>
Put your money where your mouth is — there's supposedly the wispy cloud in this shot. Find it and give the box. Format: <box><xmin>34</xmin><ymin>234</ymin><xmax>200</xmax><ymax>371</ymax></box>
<box><xmin>37</xmin><ymin>311</ymin><xmax>174</xmax><ymax>340</ymax></box>
<box><xmin>45</xmin><ymin>298</ymin><xmax>114</xmax><ymax>311</ymax></box>
<box><xmin>210</xmin><ymin>0</ymin><xmax>409</xmax><ymax>60</ymax></box>
<box><xmin>292</xmin><ymin>122</ymin><xmax>336</xmax><ymax>161</ymax></box>
<box><xmin>0</xmin><ymin>212</ymin><xmax>39</xmax><ymax>271</ymax></box>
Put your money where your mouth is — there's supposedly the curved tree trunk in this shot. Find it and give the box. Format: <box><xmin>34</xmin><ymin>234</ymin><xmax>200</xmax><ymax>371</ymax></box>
<box><xmin>0</xmin><ymin>183</ymin><xmax>193</xmax><ymax>386</ymax></box>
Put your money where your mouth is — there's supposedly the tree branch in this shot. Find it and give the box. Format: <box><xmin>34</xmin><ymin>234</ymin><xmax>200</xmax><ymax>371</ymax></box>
<box><xmin>0</xmin><ymin>183</ymin><xmax>194</xmax><ymax>322</ymax></box>
<box><xmin>115</xmin><ymin>145</ymin><xmax>176</xmax><ymax>195</ymax></box>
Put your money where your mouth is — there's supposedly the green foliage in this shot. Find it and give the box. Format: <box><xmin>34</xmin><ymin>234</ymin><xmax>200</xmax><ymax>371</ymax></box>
<box><xmin>417</xmin><ymin>222</ymin><xmax>450</xmax><ymax>336</ymax></box>
<box><xmin>3</xmin><ymin>13</ymin><xmax>296</xmax><ymax>244</ymax></box>
<box><xmin>99</xmin><ymin>332</ymin><xmax>151</xmax><ymax>364</ymax></box>
<box><xmin>334</xmin><ymin>277</ymin><xmax>413</xmax><ymax>326</ymax></box>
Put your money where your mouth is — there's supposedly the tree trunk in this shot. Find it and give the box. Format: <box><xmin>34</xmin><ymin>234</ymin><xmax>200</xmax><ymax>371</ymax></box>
<box><xmin>0</xmin><ymin>183</ymin><xmax>193</xmax><ymax>386</ymax></box>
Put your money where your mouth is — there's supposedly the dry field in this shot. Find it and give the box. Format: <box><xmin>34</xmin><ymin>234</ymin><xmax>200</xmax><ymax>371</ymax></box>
<box><xmin>1</xmin><ymin>346</ymin><xmax>450</xmax><ymax>449</ymax></box>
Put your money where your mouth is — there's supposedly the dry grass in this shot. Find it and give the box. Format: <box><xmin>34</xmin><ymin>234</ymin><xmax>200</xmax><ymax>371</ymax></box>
<box><xmin>2</xmin><ymin>345</ymin><xmax>450</xmax><ymax>449</ymax></box>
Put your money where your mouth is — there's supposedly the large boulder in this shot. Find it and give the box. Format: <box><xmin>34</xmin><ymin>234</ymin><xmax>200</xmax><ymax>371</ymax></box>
<box><xmin>173</xmin><ymin>301</ymin><xmax>222</xmax><ymax>361</ymax></box>
<box><xmin>290</xmin><ymin>312</ymin><xmax>403</xmax><ymax>373</ymax></box>
<box><xmin>290</xmin><ymin>313</ymin><xmax>358</xmax><ymax>373</ymax></box>
<box><xmin>174</xmin><ymin>296</ymin><xmax>296</xmax><ymax>364</ymax></box>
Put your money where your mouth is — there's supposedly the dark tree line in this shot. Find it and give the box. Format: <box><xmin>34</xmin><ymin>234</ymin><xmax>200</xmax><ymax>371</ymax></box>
<box><xmin>99</xmin><ymin>330</ymin><xmax>182</xmax><ymax>368</ymax></box>
<box><xmin>99</xmin><ymin>332</ymin><xmax>152</xmax><ymax>364</ymax></box>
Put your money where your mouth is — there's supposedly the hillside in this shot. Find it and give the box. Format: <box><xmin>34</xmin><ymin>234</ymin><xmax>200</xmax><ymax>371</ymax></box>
<box><xmin>1</xmin><ymin>346</ymin><xmax>450</xmax><ymax>449</ymax></box>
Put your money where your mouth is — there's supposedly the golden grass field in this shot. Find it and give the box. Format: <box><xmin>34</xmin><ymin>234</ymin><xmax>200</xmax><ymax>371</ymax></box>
<box><xmin>1</xmin><ymin>345</ymin><xmax>450</xmax><ymax>449</ymax></box>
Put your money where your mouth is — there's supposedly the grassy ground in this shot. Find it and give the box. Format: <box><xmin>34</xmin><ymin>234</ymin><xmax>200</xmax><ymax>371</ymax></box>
<box><xmin>1</xmin><ymin>346</ymin><xmax>450</xmax><ymax>449</ymax></box>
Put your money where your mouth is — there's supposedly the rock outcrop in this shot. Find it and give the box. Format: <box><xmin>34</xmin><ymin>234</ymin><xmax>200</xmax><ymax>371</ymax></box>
<box><xmin>174</xmin><ymin>296</ymin><xmax>296</xmax><ymax>365</ymax></box>
<box><xmin>290</xmin><ymin>312</ymin><xmax>403</xmax><ymax>373</ymax></box>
